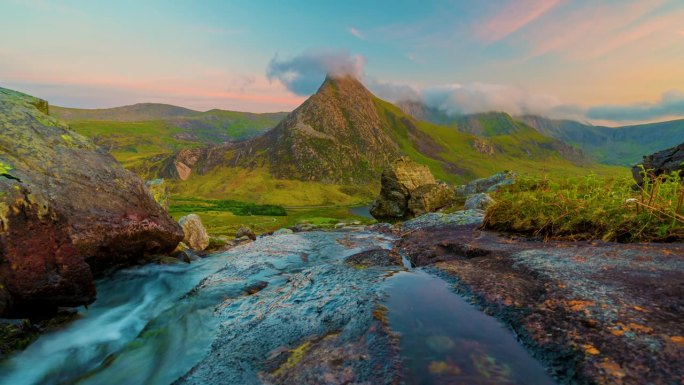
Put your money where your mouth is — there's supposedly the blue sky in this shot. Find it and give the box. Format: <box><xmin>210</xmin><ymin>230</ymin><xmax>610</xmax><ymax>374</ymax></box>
<box><xmin>1</xmin><ymin>0</ymin><xmax>683</xmax><ymax>124</ymax></box>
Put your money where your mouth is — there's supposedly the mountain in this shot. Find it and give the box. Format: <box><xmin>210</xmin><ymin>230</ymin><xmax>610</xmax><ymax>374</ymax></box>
<box><xmin>519</xmin><ymin>115</ymin><xmax>684</xmax><ymax>166</ymax></box>
<box><xmin>51</xmin><ymin>77</ymin><xmax>618</xmax><ymax>206</ymax></box>
<box><xmin>51</xmin><ymin>103</ymin><xmax>199</xmax><ymax>121</ymax></box>
<box><xmin>247</xmin><ymin>75</ymin><xmax>404</xmax><ymax>183</ymax></box>
<box><xmin>52</xmin><ymin>103</ymin><xmax>287</xmax><ymax>175</ymax></box>
<box><xmin>395</xmin><ymin>101</ymin><xmax>684</xmax><ymax>167</ymax></box>
<box><xmin>148</xmin><ymin>76</ymin><xmax>610</xmax><ymax>205</ymax></box>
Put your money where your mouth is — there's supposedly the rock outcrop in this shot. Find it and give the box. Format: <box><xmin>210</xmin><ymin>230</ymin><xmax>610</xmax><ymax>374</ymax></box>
<box><xmin>456</xmin><ymin>171</ymin><xmax>517</xmax><ymax>196</ymax></box>
<box><xmin>236</xmin><ymin>226</ymin><xmax>256</xmax><ymax>241</ymax></box>
<box><xmin>632</xmin><ymin>143</ymin><xmax>684</xmax><ymax>185</ymax></box>
<box><xmin>464</xmin><ymin>193</ymin><xmax>496</xmax><ymax>211</ymax></box>
<box><xmin>408</xmin><ymin>183</ymin><xmax>456</xmax><ymax>216</ymax></box>
<box><xmin>179</xmin><ymin>214</ymin><xmax>210</xmax><ymax>251</ymax></box>
<box><xmin>370</xmin><ymin>157</ymin><xmax>454</xmax><ymax>219</ymax></box>
<box><xmin>0</xmin><ymin>87</ymin><xmax>183</xmax><ymax>316</ymax></box>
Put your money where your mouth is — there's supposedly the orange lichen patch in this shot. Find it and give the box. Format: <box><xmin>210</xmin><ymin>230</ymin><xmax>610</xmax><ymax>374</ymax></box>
<box><xmin>583</xmin><ymin>344</ymin><xmax>600</xmax><ymax>355</ymax></box>
<box><xmin>628</xmin><ymin>323</ymin><xmax>653</xmax><ymax>334</ymax></box>
<box><xmin>428</xmin><ymin>360</ymin><xmax>461</xmax><ymax>376</ymax></box>
<box><xmin>670</xmin><ymin>336</ymin><xmax>684</xmax><ymax>344</ymax></box>
<box><xmin>598</xmin><ymin>359</ymin><xmax>626</xmax><ymax>379</ymax></box>
<box><xmin>632</xmin><ymin>305</ymin><xmax>647</xmax><ymax>312</ymax></box>
<box><xmin>568</xmin><ymin>300</ymin><xmax>595</xmax><ymax>312</ymax></box>
<box><xmin>610</xmin><ymin>329</ymin><xmax>625</xmax><ymax>337</ymax></box>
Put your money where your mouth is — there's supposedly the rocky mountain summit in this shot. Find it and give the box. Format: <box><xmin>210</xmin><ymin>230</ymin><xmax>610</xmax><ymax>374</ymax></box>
<box><xmin>248</xmin><ymin>75</ymin><xmax>403</xmax><ymax>183</ymax></box>
<box><xmin>0</xmin><ymin>88</ymin><xmax>183</xmax><ymax>316</ymax></box>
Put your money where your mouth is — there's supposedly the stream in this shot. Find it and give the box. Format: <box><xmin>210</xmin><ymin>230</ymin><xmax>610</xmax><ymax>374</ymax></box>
<box><xmin>0</xmin><ymin>230</ymin><xmax>555</xmax><ymax>385</ymax></box>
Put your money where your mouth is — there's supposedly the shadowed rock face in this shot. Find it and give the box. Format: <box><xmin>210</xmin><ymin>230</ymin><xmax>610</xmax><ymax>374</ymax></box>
<box><xmin>632</xmin><ymin>142</ymin><xmax>684</xmax><ymax>185</ymax></box>
<box><xmin>0</xmin><ymin>87</ymin><xmax>183</xmax><ymax>316</ymax></box>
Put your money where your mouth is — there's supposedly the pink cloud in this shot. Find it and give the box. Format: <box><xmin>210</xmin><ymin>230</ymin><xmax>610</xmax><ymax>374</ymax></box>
<box><xmin>4</xmin><ymin>71</ymin><xmax>305</xmax><ymax>111</ymax></box>
<box><xmin>347</xmin><ymin>27</ymin><xmax>365</xmax><ymax>39</ymax></box>
<box><xmin>474</xmin><ymin>0</ymin><xmax>562</xmax><ymax>43</ymax></box>
<box><xmin>519</xmin><ymin>0</ymin><xmax>674</xmax><ymax>60</ymax></box>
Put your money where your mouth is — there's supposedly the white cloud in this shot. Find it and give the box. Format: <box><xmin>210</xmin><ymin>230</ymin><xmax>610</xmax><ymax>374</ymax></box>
<box><xmin>266</xmin><ymin>49</ymin><xmax>366</xmax><ymax>95</ymax></box>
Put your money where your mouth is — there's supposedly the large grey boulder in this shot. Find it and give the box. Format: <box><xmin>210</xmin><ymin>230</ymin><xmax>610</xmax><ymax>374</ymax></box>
<box><xmin>371</xmin><ymin>157</ymin><xmax>454</xmax><ymax>219</ymax></box>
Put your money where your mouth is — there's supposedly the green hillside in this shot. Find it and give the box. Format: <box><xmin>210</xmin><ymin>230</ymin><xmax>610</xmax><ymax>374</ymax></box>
<box><xmin>54</xmin><ymin>104</ymin><xmax>287</xmax><ymax>176</ymax></box>
<box><xmin>396</xmin><ymin>102</ymin><xmax>684</xmax><ymax>167</ymax></box>
<box><xmin>510</xmin><ymin>115</ymin><xmax>684</xmax><ymax>166</ymax></box>
<box><xmin>53</xmin><ymin>103</ymin><xmax>287</xmax><ymax>144</ymax></box>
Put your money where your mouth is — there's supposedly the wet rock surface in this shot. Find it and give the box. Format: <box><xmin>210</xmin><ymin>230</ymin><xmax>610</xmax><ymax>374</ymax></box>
<box><xmin>0</xmin><ymin>87</ymin><xmax>183</xmax><ymax>317</ymax></box>
<box><xmin>176</xmin><ymin>231</ymin><xmax>402</xmax><ymax>385</ymax></box>
<box><xmin>395</xmin><ymin>223</ymin><xmax>684</xmax><ymax>385</ymax></box>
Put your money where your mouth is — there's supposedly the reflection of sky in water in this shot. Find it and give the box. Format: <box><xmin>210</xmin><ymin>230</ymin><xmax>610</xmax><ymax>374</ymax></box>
<box><xmin>384</xmin><ymin>270</ymin><xmax>556</xmax><ymax>385</ymax></box>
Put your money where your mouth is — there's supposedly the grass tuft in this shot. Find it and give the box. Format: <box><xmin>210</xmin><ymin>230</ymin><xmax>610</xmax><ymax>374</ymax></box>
<box><xmin>484</xmin><ymin>171</ymin><xmax>684</xmax><ymax>242</ymax></box>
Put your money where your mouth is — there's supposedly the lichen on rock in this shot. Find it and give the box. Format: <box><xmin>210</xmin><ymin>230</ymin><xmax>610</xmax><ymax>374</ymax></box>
<box><xmin>370</xmin><ymin>157</ymin><xmax>454</xmax><ymax>219</ymax></box>
<box><xmin>0</xmin><ymin>86</ymin><xmax>183</xmax><ymax>317</ymax></box>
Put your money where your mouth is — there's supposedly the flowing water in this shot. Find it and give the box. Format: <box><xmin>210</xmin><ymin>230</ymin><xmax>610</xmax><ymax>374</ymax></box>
<box><xmin>0</xmin><ymin>230</ymin><xmax>555</xmax><ymax>385</ymax></box>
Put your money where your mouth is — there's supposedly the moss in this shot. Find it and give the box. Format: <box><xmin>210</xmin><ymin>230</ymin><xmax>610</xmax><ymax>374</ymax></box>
<box><xmin>272</xmin><ymin>340</ymin><xmax>312</xmax><ymax>376</ymax></box>
<box><xmin>0</xmin><ymin>161</ymin><xmax>12</xmax><ymax>175</ymax></box>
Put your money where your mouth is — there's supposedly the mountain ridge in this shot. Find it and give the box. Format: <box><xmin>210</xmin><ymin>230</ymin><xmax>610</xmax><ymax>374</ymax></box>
<box><xmin>395</xmin><ymin>100</ymin><xmax>684</xmax><ymax>166</ymax></box>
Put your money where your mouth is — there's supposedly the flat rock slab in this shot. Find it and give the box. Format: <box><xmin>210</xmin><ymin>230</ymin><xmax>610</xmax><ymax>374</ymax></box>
<box><xmin>396</xmin><ymin>224</ymin><xmax>684</xmax><ymax>385</ymax></box>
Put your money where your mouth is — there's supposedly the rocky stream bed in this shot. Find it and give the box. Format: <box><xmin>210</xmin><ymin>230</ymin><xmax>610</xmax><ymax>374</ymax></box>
<box><xmin>0</xmin><ymin>213</ymin><xmax>682</xmax><ymax>385</ymax></box>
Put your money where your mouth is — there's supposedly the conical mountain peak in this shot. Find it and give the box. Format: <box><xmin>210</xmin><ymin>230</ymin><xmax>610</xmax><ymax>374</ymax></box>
<box><xmin>260</xmin><ymin>76</ymin><xmax>401</xmax><ymax>183</ymax></box>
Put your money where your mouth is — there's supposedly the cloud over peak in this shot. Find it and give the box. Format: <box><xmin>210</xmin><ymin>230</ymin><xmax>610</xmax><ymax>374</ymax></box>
<box><xmin>266</xmin><ymin>50</ymin><xmax>366</xmax><ymax>95</ymax></box>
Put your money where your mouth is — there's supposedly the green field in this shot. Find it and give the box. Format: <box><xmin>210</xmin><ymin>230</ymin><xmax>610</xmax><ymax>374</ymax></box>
<box><xmin>168</xmin><ymin>196</ymin><xmax>374</xmax><ymax>236</ymax></box>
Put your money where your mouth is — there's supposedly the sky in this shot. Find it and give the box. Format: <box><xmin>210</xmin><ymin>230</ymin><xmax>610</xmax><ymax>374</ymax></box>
<box><xmin>1</xmin><ymin>0</ymin><xmax>683</xmax><ymax>125</ymax></box>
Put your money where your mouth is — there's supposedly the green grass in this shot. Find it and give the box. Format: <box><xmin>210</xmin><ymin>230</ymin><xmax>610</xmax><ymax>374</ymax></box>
<box><xmin>484</xmin><ymin>171</ymin><xmax>684</xmax><ymax>242</ymax></box>
<box><xmin>69</xmin><ymin>120</ymin><xmax>197</xmax><ymax>174</ymax></box>
<box><xmin>168</xmin><ymin>165</ymin><xmax>375</xmax><ymax>206</ymax></box>
<box><xmin>168</xmin><ymin>196</ymin><xmax>374</xmax><ymax>236</ymax></box>
<box><xmin>169</xmin><ymin>197</ymin><xmax>286</xmax><ymax>216</ymax></box>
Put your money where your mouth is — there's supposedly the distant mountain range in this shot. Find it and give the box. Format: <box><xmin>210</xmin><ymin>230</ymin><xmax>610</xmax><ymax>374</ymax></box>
<box><xmin>396</xmin><ymin>100</ymin><xmax>684</xmax><ymax>166</ymax></box>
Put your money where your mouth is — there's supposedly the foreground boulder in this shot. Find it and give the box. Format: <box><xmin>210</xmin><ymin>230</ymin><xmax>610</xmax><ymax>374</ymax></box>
<box><xmin>370</xmin><ymin>157</ymin><xmax>454</xmax><ymax>219</ymax></box>
<box><xmin>179</xmin><ymin>214</ymin><xmax>210</xmax><ymax>251</ymax></box>
<box><xmin>0</xmin><ymin>88</ymin><xmax>183</xmax><ymax>316</ymax></box>
<box><xmin>632</xmin><ymin>142</ymin><xmax>684</xmax><ymax>185</ymax></box>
